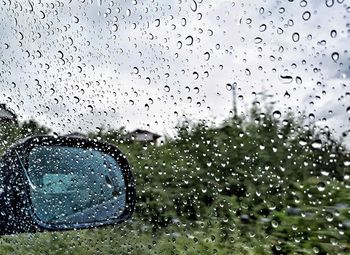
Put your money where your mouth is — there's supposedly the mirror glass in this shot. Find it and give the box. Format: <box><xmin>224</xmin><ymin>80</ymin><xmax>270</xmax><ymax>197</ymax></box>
<box><xmin>27</xmin><ymin>146</ymin><xmax>126</xmax><ymax>226</ymax></box>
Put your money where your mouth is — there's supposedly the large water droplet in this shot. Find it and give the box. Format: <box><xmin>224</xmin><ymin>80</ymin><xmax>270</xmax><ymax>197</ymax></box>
<box><xmin>325</xmin><ymin>0</ymin><xmax>334</xmax><ymax>7</ymax></box>
<box><xmin>331</xmin><ymin>52</ymin><xmax>339</xmax><ymax>62</ymax></box>
<box><xmin>279</xmin><ymin>75</ymin><xmax>293</xmax><ymax>84</ymax></box>
<box><xmin>330</xmin><ymin>30</ymin><xmax>337</xmax><ymax>38</ymax></box>
<box><xmin>292</xmin><ymin>32</ymin><xmax>300</xmax><ymax>42</ymax></box>
<box><xmin>302</xmin><ymin>11</ymin><xmax>311</xmax><ymax>21</ymax></box>
<box><xmin>273</xmin><ymin>110</ymin><xmax>281</xmax><ymax>119</ymax></box>
<box><xmin>317</xmin><ymin>182</ymin><xmax>326</xmax><ymax>192</ymax></box>
<box><xmin>311</xmin><ymin>140</ymin><xmax>322</xmax><ymax>149</ymax></box>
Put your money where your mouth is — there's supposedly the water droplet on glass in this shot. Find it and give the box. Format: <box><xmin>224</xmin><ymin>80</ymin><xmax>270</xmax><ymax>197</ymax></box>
<box><xmin>317</xmin><ymin>182</ymin><xmax>326</xmax><ymax>192</ymax></box>
<box><xmin>164</xmin><ymin>85</ymin><xmax>170</xmax><ymax>92</ymax></box>
<box><xmin>259</xmin><ymin>24</ymin><xmax>267</xmax><ymax>32</ymax></box>
<box><xmin>271</xmin><ymin>220</ymin><xmax>279</xmax><ymax>228</ymax></box>
<box><xmin>105</xmin><ymin>175</ymin><xmax>113</xmax><ymax>188</ymax></box>
<box><xmin>330</xmin><ymin>30</ymin><xmax>337</xmax><ymax>38</ymax></box>
<box><xmin>331</xmin><ymin>52</ymin><xmax>339</xmax><ymax>62</ymax></box>
<box><xmin>296</xmin><ymin>76</ymin><xmax>302</xmax><ymax>84</ymax></box>
<box><xmin>185</xmin><ymin>35</ymin><xmax>194</xmax><ymax>45</ymax></box>
<box><xmin>325</xmin><ymin>0</ymin><xmax>334</xmax><ymax>7</ymax></box>
<box><xmin>273</xmin><ymin>110</ymin><xmax>281</xmax><ymax>119</ymax></box>
<box><xmin>284</xmin><ymin>91</ymin><xmax>291</xmax><ymax>98</ymax></box>
<box><xmin>299</xmin><ymin>139</ymin><xmax>307</xmax><ymax>146</ymax></box>
<box><xmin>87</xmin><ymin>105</ymin><xmax>94</xmax><ymax>113</ymax></box>
<box><xmin>311</xmin><ymin>140</ymin><xmax>322</xmax><ymax>149</ymax></box>
<box><xmin>255</xmin><ymin>37</ymin><xmax>263</xmax><ymax>44</ymax></box>
<box><xmin>326</xmin><ymin>212</ymin><xmax>334</xmax><ymax>222</ymax></box>
<box><xmin>279</xmin><ymin>75</ymin><xmax>293</xmax><ymax>84</ymax></box>
<box><xmin>204</xmin><ymin>52</ymin><xmax>210</xmax><ymax>61</ymax></box>
<box><xmin>302</xmin><ymin>11</ymin><xmax>311</xmax><ymax>21</ymax></box>
<box><xmin>292</xmin><ymin>32</ymin><xmax>300</xmax><ymax>42</ymax></box>
<box><xmin>73</xmin><ymin>16</ymin><xmax>79</xmax><ymax>23</ymax></box>
<box><xmin>191</xmin><ymin>0</ymin><xmax>198</xmax><ymax>12</ymax></box>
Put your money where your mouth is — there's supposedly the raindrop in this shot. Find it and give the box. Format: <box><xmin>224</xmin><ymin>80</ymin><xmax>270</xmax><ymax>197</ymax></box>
<box><xmin>193</xmin><ymin>72</ymin><xmax>199</xmax><ymax>80</ymax></box>
<box><xmin>284</xmin><ymin>91</ymin><xmax>290</xmax><ymax>98</ymax></box>
<box><xmin>105</xmin><ymin>175</ymin><xmax>113</xmax><ymax>188</ymax></box>
<box><xmin>311</xmin><ymin>140</ymin><xmax>322</xmax><ymax>149</ymax></box>
<box><xmin>73</xmin><ymin>16</ymin><xmax>79</xmax><ymax>23</ymax></box>
<box><xmin>204</xmin><ymin>52</ymin><xmax>210</xmax><ymax>61</ymax></box>
<box><xmin>292</xmin><ymin>32</ymin><xmax>300</xmax><ymax>42</ymax></box>
<box><xmin>185</xmin><ymin>35</ymin><xmax>194</xmax><ymax>45</ymax></box>
<box><xmin>302</xmin><ymin>11</ymin><xmax>311</xmax><ymax>21</ymax></box>
<box><xmin>87</xmin><ymin>105</ymin><xmax>94</xmax><ymax>113</ymax></box>
<box><xmin>330</xmin><ymin>30</ymin><xmax>337</xmax><ymax>38</ymax></box>
<box><xmin>254</xmin><ymin>37</ymin><xmax>263</xmax><ymax>44</ymax></box>
<box><xmin>191</xmin><ymin>0</ymin><xmax>198</xmax><ymax>12</ymax></box>
<box><xmin>226</xmin><ymin>84</ymin><xmax>232</xmax><ymax>91</ymax></box>
<box><xmin>317</xmin><ymin>182</ymin><xmax>326</xmax><ymax>192</ymax></box>
<box><xmin>325</xmin><ymin>0</ymin><xmax>334</xmax><ymax>7</ymax></box>
<box><xmin>164</xmin><ymin>85</ymin><xmax>170</xmax><ymax>92</ymax></box>
<box><xmin>325</xmin><ymin>212</ymin><xmax>333</xmax><ymax>222</ymax></box>
<box><xmin>273</xmin><ymin>110</ymin><xmax>281</xmax><ymax>119</ymax></box>
<box><xmin>133</xmin><ymin>67</ymin><xmax>139</xmax><ymax>74</ymax></box>
<box><xmin>39</xmin><ymin>10</ymin><xmax>45</xmax><ymax>19</ymax></box>
<box><xmin>112</xmin><ymin>24</ymin><xmax>118</xmax><ymax>32</ymax></box>
<box><xmin>299</xmin><ymin>139</ymin><xmax>307</xmax><ymax>146</ymax></box>
<box><xmin>279</xmin><ymin>75</ymin><xmax>293</xmax><ymax>84</ymax></box>
<box><xmin>271</xmin><ymin>220</ymin><xmax>279</xmax><ymax>228</ymax></box>
<box><xmin>331</xmin><ymin>52</ymin><xmax>339</xmax><ymax>62</ymax></box>
<box><xmin>245</xmin><ymin>68</ymin><xmax>251</xmax><ymax>76</ymax></box>
<box><xmin>300</xmin><ymin>0</ymin><xmax>307</xmax><ymax>7</ymax></box>
<box><xmin>296</xmin><ymin>76</ymin><xmax>302</xmax><ymax>84</ymax></box>
<box><xmin>58</xmin><ymin>50</ymin><xmax>64</xmax><ymax>59</ymax></box>
<box><xmin>259</xmin><ymin>24</ymin><xmax>267</xmax><ymax>32</ymax></box>
<box><xmin>154</xmin><ymin>19</ymin><xmax>160</xmax><ymax>27</ymax></box>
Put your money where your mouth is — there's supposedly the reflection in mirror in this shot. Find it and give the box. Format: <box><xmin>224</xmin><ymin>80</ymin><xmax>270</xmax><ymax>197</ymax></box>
<box><xmin>27</xmin><ymin>146</ymin><xmax>126</xmax><ymax>225</ymax></box>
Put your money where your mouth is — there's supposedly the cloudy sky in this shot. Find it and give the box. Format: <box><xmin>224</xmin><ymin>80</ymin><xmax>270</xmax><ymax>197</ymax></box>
<box><xmin>0</xmin><ymin>0</ymin><xmax>349</xmax><ymax>143</ymax></box>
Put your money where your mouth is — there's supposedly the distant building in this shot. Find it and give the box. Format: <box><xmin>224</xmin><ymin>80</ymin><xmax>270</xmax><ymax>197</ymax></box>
<box><xmin>0</xmin><ymin>104</ymin><xmax>17</xmax><ymax>125</ymax></box>
<box><xmin>127</xmin><ymin>129</ymin><xmax>161</xmax><ymax>143</ymax></box>
<box><xmin>63</xmin><ymin>132</ymin><xmax>87</xmax><ymax>138</ymax></box>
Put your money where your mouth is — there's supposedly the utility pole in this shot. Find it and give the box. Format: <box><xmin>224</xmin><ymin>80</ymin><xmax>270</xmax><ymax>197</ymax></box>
<box><xmin>232</xmin><ymin>83</ymin><xmax>237</xmax><ymax>119</ymax></box>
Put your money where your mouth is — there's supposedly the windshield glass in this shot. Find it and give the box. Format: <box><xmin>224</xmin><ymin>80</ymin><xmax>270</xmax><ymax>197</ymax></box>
<box><xmin>0</xmin><ymin>0</ymin><xmax>349</xmax><ymax>254</ymax></box>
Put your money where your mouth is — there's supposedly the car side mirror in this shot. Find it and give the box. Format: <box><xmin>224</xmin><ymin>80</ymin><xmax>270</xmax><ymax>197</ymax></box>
<box><xmin>0</xmin><ymin>136</ymin><xmax>135</xmax><ymax>235</ymax></box>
